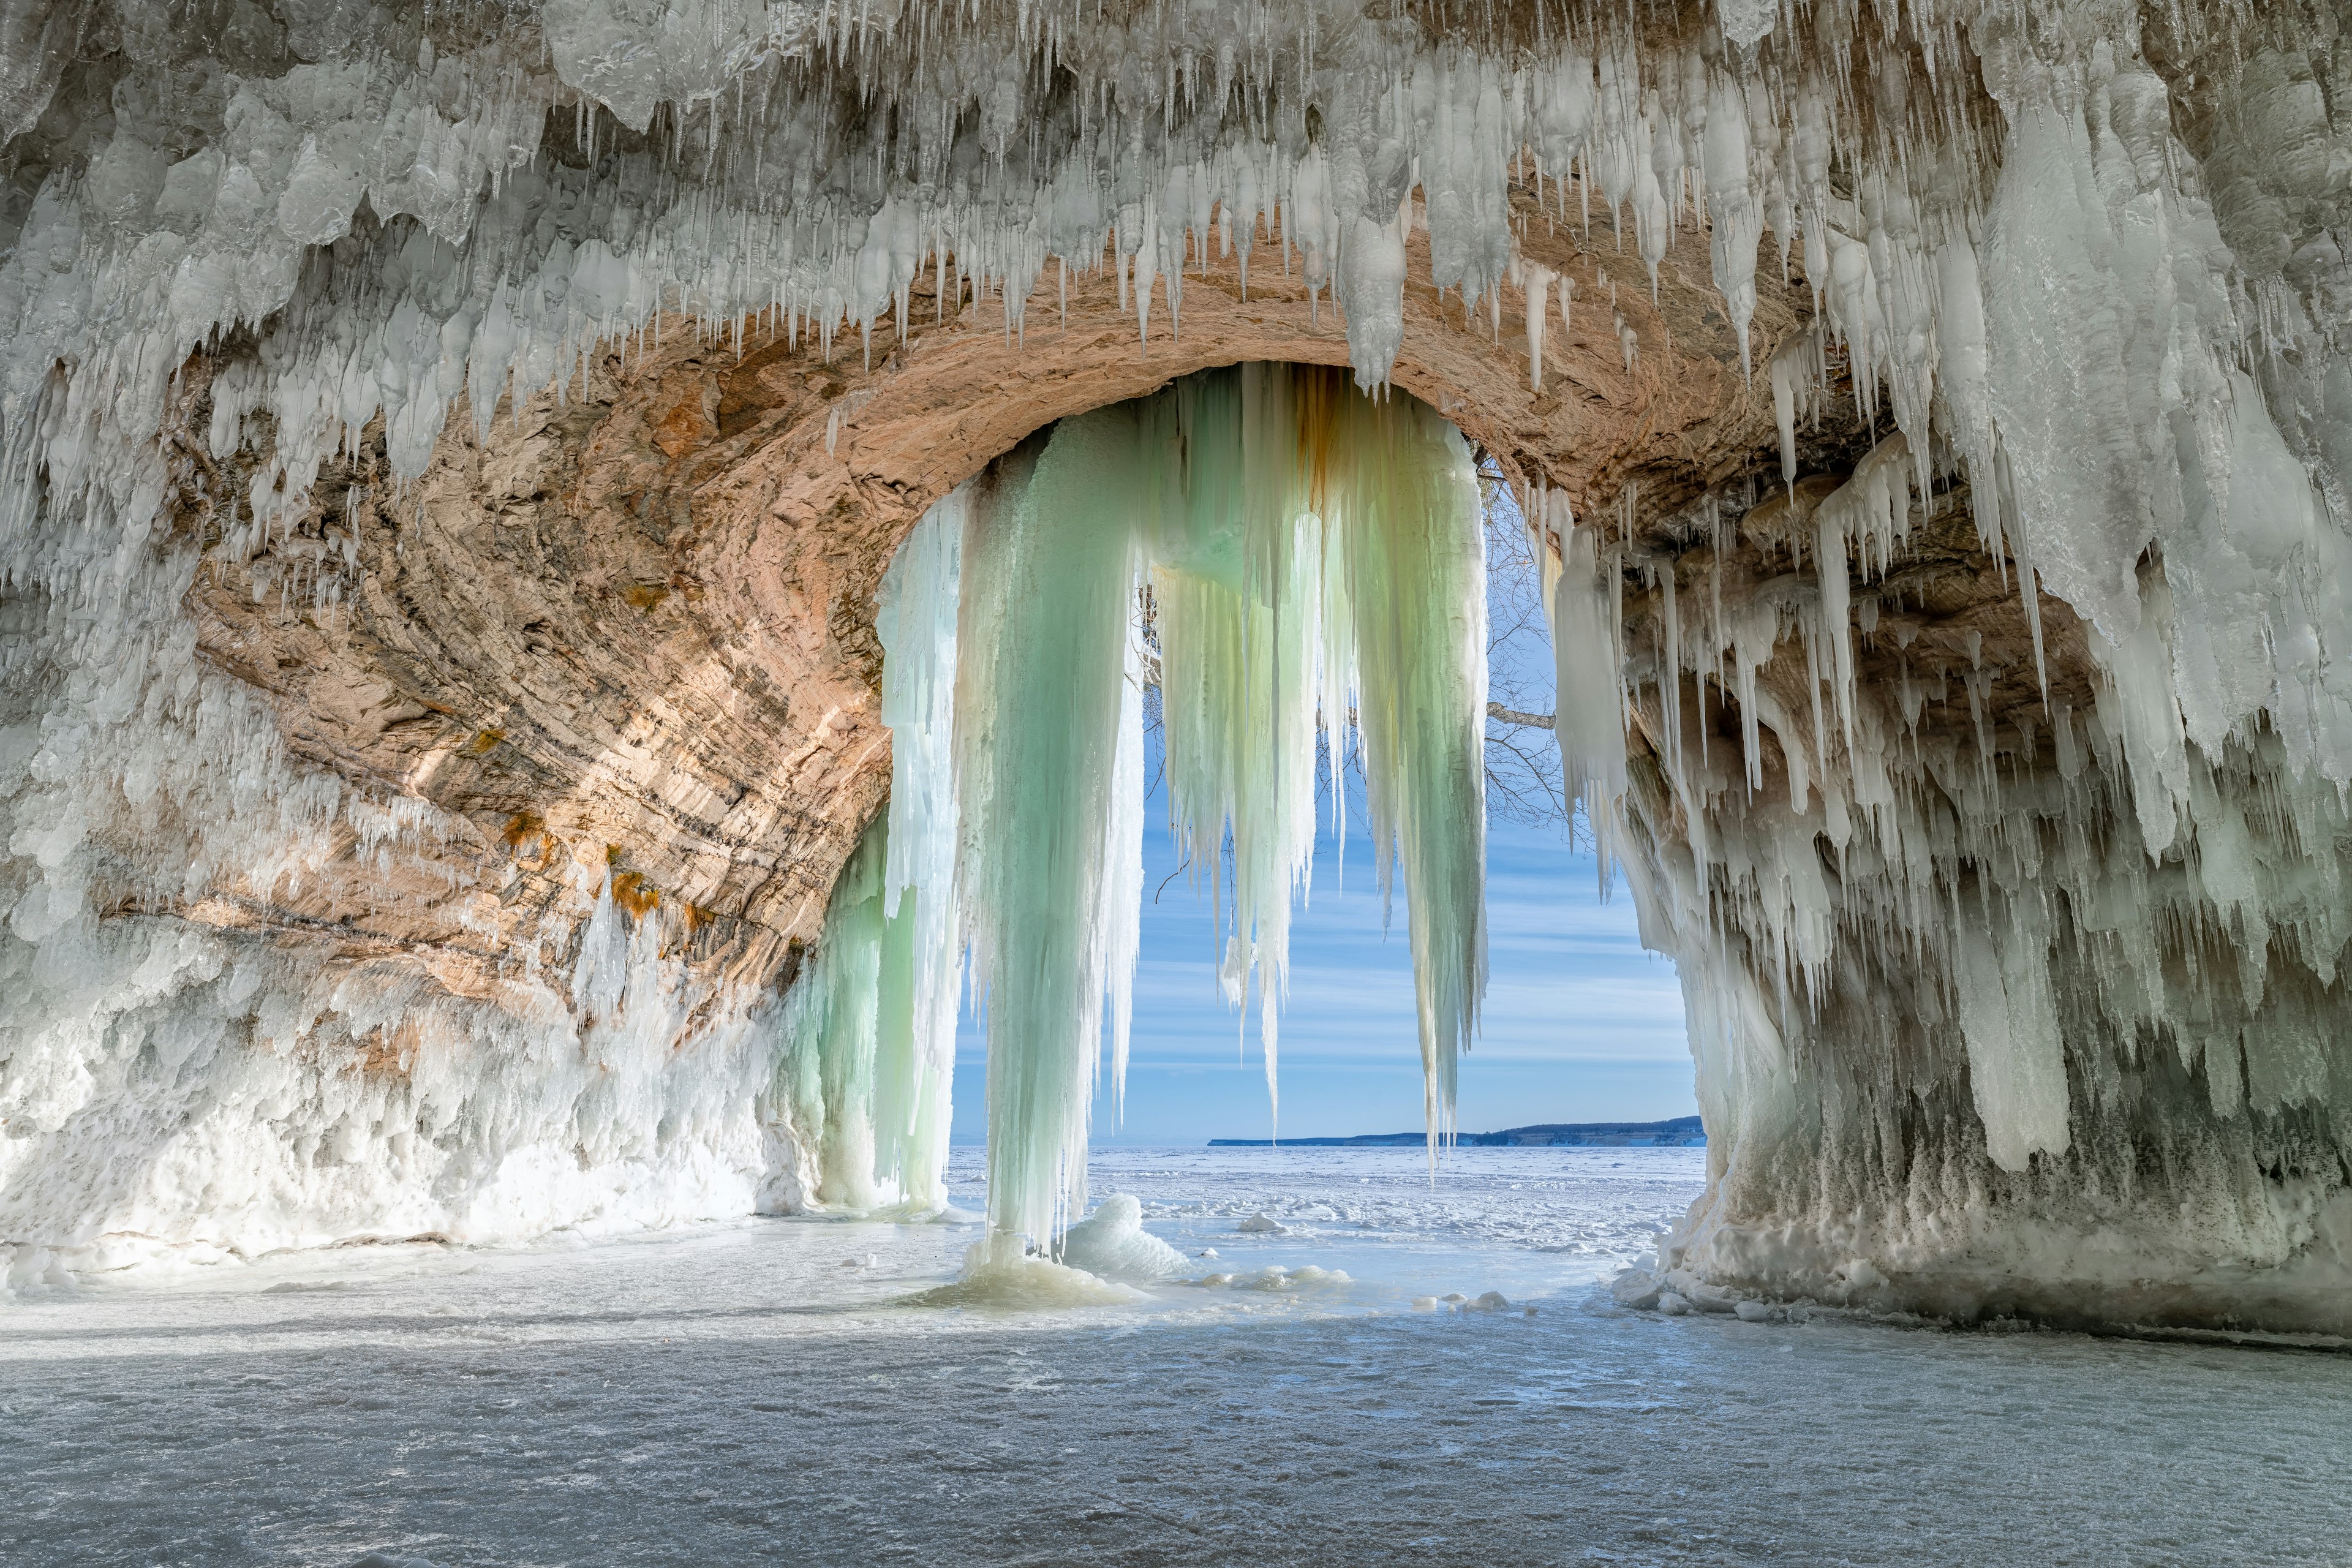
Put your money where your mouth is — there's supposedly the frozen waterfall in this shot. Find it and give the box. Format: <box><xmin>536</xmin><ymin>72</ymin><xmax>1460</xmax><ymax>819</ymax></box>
<box><xmin>844</xmin><ymin>364</ymin><xmax>1488</xmax><ymax>1258</ymax></box>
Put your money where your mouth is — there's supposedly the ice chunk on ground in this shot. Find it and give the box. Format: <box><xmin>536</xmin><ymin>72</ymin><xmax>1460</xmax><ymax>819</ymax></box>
<box><xmin>910</xmin><ymin>1240</ymin><xmax>1144</xmax><ymax>1310</ymax></box>
<box><xmin>1664</xmin><ymin>1270</ymin><xmax>1740</xmax><ymax>1313</ymax></box>
<box><xmin>1237</xmin><ymin>1213</ymin><xmax>1287</xmax><ymax>1234</ymax></box>
<box><xmin>1058</xmin><ymin>1195</ymin><xmax>1186</xmax><ymax>1282</ymax></box>
<box><xmin>1610</xmin><ymin>1270</ymin><xmax>1662</xmax><ymax>1310</ymax></box>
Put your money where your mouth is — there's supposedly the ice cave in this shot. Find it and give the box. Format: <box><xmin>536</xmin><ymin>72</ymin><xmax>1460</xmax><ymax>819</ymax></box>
<box><xmin>13</xmin><ymin>0</ymin><xmax>2352</xmax><ymax>1556</ymax></box>
<box><xmin>7</xmin><ymin>0</ymin><xmax>2352</xmax><ymax>1417</ymax></box>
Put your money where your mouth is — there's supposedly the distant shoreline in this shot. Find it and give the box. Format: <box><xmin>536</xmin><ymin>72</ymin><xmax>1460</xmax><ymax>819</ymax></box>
<box><xmin>1207</xmin><ymin>1115</ymin><xmax>1705</xmax><ymax>1149</ymax></box>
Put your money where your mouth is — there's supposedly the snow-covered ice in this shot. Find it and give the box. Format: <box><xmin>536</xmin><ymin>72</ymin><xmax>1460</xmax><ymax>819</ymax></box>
<box><xmin>9</xmin><ymin>1145</ymin><xmax>2348</xmax><ymax>1566</ymax></box>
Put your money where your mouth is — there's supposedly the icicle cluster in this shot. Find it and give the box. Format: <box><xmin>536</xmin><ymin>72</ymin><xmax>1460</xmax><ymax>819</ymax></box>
<box><xmin>1494</xmin><ymin>4</ymin><xmax>2352</xmax><ymax>1325</ymax></box>
<box><xmin>870</xmin><ymin>364</ymin><xmax>1485</xmax><ymax>1256</ymax></box>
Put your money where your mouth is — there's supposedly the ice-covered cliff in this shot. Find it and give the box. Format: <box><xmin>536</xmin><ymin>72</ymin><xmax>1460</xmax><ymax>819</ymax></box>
<box><xmin>1</xmin><ymin>0</ymin><xmax>2347</xmax><ymax>1329</ymax></box>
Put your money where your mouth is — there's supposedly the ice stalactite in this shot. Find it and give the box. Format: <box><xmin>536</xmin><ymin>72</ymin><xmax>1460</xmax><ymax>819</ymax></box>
<box><xmin>1148</xmin><ymin>370</ymin><xmax>1339</xmax><ymax>1136</ymax></box>
<box><xmin>873</xmin><ymin>489</ymin><xmax>968</xmax><ymax>1212</ymax></box>
<box><xmin>1314</xmin><ymin>385</ymin><xmax>1493</xmax><ymax>1150</ymax></box>
<box><xmin>951</xmin><ymin>418</ymin><xmax>1151</xmax><ymax>1257</ymax></box>
<box><xmin>878</xmin><ymin>365</ymin><xmax>1487</xmax><ymax>1261</ymax></box>
<box><xmin>1529</xmin><ymin>485</ymin><xmax>1628</xmax><ymax>875</ymax></box>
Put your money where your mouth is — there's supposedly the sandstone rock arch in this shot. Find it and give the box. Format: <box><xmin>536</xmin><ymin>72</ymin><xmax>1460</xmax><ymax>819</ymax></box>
<box><xmin>178</xmin><ymin>192</ymin><xmax>1798</xmax><ymax>1038</ymax></box>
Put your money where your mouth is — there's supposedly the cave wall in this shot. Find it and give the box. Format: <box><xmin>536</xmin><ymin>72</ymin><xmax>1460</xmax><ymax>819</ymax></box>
<box><xmin>1607</xmin><ymin>473</ymin><xmax>2352</xmax><ymax>1335</ymax></box>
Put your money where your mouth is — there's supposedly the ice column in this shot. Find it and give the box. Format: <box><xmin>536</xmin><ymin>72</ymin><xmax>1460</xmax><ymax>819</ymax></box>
<box><xmin>773</xmin><ymin>821</ymin><xmax>891</xmax><ymax>1212</ymax></box>
<box><xmin>953</xmin><ymin>421</ymin><xmax>1150</xmax><ymax>1253</ymax></box>
<box><xmin>769</xmin><ymin>494</ymin><xmax>970</xmax><ymax>1217</ymax></box>
<box><xmin>873</xmin><ymin>491</ymin><xmax>968</xmax><ymax>1210</ymax></box>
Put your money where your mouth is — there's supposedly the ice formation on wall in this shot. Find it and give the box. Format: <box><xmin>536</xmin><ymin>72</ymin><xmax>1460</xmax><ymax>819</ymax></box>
<box><xmin>1</xmin><ymin>842</ymin><xmax>802</xmax><ymax>1289</ymax></box>
<box><xmin>1</xmin><ymin>0</ymin><xmax>2348</xmax><ymax>1321</ymax></box>
<box><xmin>1505</xmin><ymin>7</ymin><xmax>2352</xmax><ymax>1328</ymax></box>
<box><xmin>900</xmin><ymin>364</ymin><xmax>1485</xmax><ymax>1254</ymax></box>
<box><xmin>766</xmin><ymin>815</ymin><xmax>952</xmax><ymax>1216</ymax></box>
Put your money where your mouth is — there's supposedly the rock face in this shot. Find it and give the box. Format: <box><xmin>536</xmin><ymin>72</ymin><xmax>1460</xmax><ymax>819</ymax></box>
<box><xmin>186</xmin><ymin>192</ymin><xmax>1781</xmax><ymax>1031</ymax></box>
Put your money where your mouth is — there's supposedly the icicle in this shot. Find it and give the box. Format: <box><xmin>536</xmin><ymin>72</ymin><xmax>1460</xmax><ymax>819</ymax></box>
<box><xmin>1520</xmin><ymin>258</ymin><xmax>1553</xmax><ymax>392</ymax></box>
<box><xmin>1101</xmin><ymin>600</ymin><xmax>1148</xmax><ymax>1122</ymax></box>
<box><xmin>1547</xmin><ymin>518</ymin><xmax>1628</xmax><ymax>865</ymax></box>
<box><xmin>872</xmin><ymin>489</ymin><xmax>968</xmax><ymax>1211</ymax></box>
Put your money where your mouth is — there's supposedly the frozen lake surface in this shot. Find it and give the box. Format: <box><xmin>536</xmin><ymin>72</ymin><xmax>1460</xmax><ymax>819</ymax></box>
<box><xmin>7</xmin><ymin>1146</ymin><xmax>2347</xmax><ymax>1566</ymax></box>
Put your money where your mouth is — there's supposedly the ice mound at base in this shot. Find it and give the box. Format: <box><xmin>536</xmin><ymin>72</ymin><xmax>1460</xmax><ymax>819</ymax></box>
<box><xmin>1057</xmin><ymin>1195</ymin><xmax>1188</xmax><ymax>1282</ymax></box>
<box><xmin>908</xmin><ymin>1238</ymin><xmax>1145</xmax><ymax>1310</ymax></box>
<box><xmin>1195</xmin><ymin>1264</ymin><xmax>1354</xmax><ymax>1291</ymax></box>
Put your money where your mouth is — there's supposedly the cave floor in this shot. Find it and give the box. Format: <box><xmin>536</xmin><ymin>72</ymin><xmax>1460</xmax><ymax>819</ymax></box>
<box><xmin>6</xmin><ymin>1147</ymin><xmax>2345</xmax><ymax>1567</ymax></box>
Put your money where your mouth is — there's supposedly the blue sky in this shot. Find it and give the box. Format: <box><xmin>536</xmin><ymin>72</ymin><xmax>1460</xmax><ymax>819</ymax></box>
<box><xmin>947</xmin><ymin>753</ymin><xmax>1697</xmax><ymax>1146</ymax></box>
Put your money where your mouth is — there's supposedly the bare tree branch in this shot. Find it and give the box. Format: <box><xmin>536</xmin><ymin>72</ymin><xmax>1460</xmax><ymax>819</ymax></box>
<box><xmin>1480</xmin><ymin>458</ymin><xmax>1574</xmax><ymax>832</ymax></box>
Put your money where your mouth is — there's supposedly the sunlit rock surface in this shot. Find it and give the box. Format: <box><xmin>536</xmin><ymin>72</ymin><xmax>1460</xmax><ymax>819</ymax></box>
<box><xmin>2</xmin><ymin>0</ymin><xmax>2348</xmax><ymax>1332</ymax></box>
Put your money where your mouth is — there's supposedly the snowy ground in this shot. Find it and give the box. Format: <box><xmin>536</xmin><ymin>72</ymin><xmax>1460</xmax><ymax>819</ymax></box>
<box><xmin>7</xmin><ymin>1147</ymin><xmax>2348</xmax><ymax>1566</ymax></box>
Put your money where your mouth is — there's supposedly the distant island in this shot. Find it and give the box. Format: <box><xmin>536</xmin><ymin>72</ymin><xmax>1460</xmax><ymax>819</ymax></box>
<box><xmin>1208</xmin><ymin>1115</ymin><xmax>1705</xmax><ymax>1149</ymax></box>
